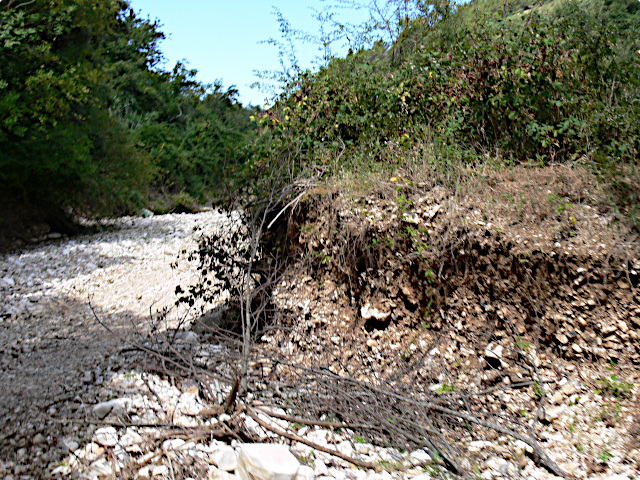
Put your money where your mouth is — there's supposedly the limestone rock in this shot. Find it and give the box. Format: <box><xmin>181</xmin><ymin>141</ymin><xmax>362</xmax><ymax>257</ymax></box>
<box><xmin>211</xmin><ymin>446</ymin><xmax>238</xmax><ymax>471</ymax></box>
<box><xmin>408</xmin><ymin>449</ymin><xmax>431</xmax><ymax>465</ymax></box>
<box><xmin>541</xmin><ymin>406</ymin><xmax>565</xmax><ymax>423</ymax></box>
<box><xmin>468</xmin><ymin>440</ymin><xmax>493</xmax><ymax>453</ymax></box>
<box><xmin>237</xmin><ymin>444</ymin><xmax>301</xmax><ymax>480</ymax></box>
<box><xmin>92</xmin><ymin>397</ymin><xmax>132</xmax><ymax>419</ymax></box>
<box><xmin>360</xmin><ymin>304</ymin><xmax>390</xmax><ymax>321</ymax></box>
<box><xmin>484</xmin><ymin>343</ymin><xmax>505</xmax><ymax>368</ymax></box>
<box><xmin>295</xmin><ymin>465</ymin><xmax>315</xmax><ymax>480</ymax></box>
<box><xmin>93</xmin><ymin>427</ymin><xmax>118</xmax><ymax>447</ymax></box>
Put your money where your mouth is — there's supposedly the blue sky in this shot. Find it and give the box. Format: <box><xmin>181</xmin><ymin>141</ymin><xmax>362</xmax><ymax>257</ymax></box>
<box><xmin>130</xmin><ymin>0</ymin><xmax>369</xmax><ymax>107</ymax></box>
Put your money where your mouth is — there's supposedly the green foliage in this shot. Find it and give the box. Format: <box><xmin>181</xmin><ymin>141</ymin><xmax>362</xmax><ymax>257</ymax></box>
<box><xmin>436</xmin><ymin>383</ymin><xmax>456</xmax><ymax>395</ymax></box>
<box><xmin>258</xmin><ymin>0</ymin><xmax>638</xmax><ymax>189</ymax></box>
<box><xmin>532</xmin><ymin>381</ymin><xmax>543</xmax><ymax>400</ymax></box>
<box><xmin>0</xmin><ymin>0</ymin><xmax>148</xmax><ymax>215</ymax></box>
<box><xmin>595</xmin><ymin>375</ymin><xmax>634</xmax><ymax>399</ymax></box>
<box><xmin>0</xmin><ymin>0</ymin><xmax>256</xmax><ymax>232</ymax></box>
<box><xmin>598</xmin><ymin>449</ymin><xmax>614</xmax><ymax>464</ymax></box>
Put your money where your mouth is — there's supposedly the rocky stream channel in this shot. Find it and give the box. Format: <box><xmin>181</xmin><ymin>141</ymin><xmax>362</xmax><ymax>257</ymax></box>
<box><xmin>0</xmin><ymin>207</ymin><xmax>639</xmax><ymax>480</ymax></box>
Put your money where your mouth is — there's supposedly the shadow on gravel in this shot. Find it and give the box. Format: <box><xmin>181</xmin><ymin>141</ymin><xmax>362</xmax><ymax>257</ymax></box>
<box><xmin>0</xmin><ymin>292</ymin><xmax>165</xmax><ymax>477</ymax></box>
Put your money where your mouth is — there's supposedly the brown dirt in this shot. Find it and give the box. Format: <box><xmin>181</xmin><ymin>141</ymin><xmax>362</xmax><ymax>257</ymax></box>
<box><xmin>254</xmin><ymin>163</ymin><xmax>640</xmax><ymax>477</ymax></box>
<box><xmin>282</xmin><ymin>164</ymin><xmax>639</xmax><ymax>363</ymax></box>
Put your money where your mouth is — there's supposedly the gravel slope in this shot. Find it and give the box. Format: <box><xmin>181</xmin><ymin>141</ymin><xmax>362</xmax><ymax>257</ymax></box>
<box><xmin>0</xmin><ymin>211</ymin><xmax>227</xmax><ymax>477</ymax></box>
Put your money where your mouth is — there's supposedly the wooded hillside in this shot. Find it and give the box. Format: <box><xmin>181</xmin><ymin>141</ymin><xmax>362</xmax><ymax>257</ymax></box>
<box><xmin>0</xmin><ymin>0</ymin><xmax>256</xmax><ymax>240</ymax></box>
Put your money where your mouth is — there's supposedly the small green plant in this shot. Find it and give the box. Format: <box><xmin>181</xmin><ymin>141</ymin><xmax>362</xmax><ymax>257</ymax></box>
<box><xmin>396</xmin><ymin>194</ymin><xmax>413</xmax><ymax>214</ymax></box>
<box><xmin>575</xmin><ymin>444</ymin><xmax>584</xmax><ymax>454</ymax></box>
<box><xmin>366</xmin><ymin>237</ymin><xmax>380</xmax><ymax>250</ymax></box>
<box><xmin>377</xmin><ymin>459</ymin><xmax>403</xmax><ymax>470</ymax></box>
<box><xmin>354</xmin><ymin>435</ymin><xmax>365</xmax><ymax>444</ymax></box>
<box><xmin>436</xmin><ymin>383</ymin><xmax>457</xmax><ymax>395</ymax></box>
<box><xmin>298</xmin><ymin>453</ymin><xmax>314</xmax><ymax>466</ymax></box>
<box><xmin>424</xmin><ymin>268</ymin><xmax>435</xmax><ymax>283</ymax></box>
<box><xmin>515</xmin><ymin>335</ymin><xmax>530</xmax><ymax>353</ymax></box>
<box><xmin>596</xmin><ymin>375</ymin><xmax>634</xmax><ymax>399</ymax></box>
<box><xmin>532</xmin><ymin>381</ymin><xmax>543</xmax><ymax>400</ymax></box>
<box><xmin>594</xmin><ymin>402</ymin><xmax>623</xmax><ymax>425</ymax></box>
<box><xmin>598</xmin><ymin>449</ymin><xmax>613</xmax><ymax>465</ymax></box>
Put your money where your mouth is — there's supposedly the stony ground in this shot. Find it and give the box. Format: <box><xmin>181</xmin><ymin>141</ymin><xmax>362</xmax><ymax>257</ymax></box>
<box><xmin>0</xmin><ymin>211</ymin><xmax>227</xmax><ymax>478</ymax></box>
<box><xmin>0</xmin><ymin>171</ymin><xmax>639</xmax><ymax>480</ymax></box>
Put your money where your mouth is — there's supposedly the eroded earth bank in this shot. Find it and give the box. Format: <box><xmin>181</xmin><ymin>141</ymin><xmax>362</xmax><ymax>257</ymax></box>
<box><xmin>0</xmin><ymin>165</ymin><xmax>639</xmax><ymax>480</ymax></box>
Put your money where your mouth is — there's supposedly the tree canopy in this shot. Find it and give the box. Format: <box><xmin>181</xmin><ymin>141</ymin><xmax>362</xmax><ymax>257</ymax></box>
<box><xmin>0</xmin><ymin>0</ymin><xmax>256</xmax><ymax>235</ymax></box>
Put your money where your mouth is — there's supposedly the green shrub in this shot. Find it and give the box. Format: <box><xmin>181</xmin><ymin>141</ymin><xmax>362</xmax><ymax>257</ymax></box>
<box><xmin>260</xmin><ymin>0</ymin><xmax>638</xmax><ymax>173</ymax></box>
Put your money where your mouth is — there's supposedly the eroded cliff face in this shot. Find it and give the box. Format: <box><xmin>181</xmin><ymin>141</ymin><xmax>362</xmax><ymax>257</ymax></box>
<box><xmin>256</xmin><ymin>164</ymin><xmax>639</xmax><ymax>478</ymax></box>
<box><xmin>278</xmin><ymin>165</ymin><xmax>639</xmax><ymax>363</ymax></box>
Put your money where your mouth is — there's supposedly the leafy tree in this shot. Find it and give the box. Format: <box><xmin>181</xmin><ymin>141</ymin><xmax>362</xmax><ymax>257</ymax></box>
<box><xmin>0</xmin><ymin>0</ymin><xmax>156</xmax><ymax>226</ymax></box>
<box><xmin>0</xmin><ymin>0</ymin><xmax>257</xmax><ymax>237</ymax></box>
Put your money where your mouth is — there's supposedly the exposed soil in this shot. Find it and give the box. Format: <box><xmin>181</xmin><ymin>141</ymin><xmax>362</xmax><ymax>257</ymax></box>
<box><xmin>0</xmin><ymin>165</ymin><xmax>638</xmax><ymax>479</ymax></box>
<box><xmin>258</xmin><ymin>164</ymin><xmax>640</xmax><ymax>478</ymax></box>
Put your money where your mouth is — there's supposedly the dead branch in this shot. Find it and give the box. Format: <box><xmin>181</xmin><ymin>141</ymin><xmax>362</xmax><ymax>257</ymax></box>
<box><xmin>88</xmin><ymin>299</ymin><xmax>232</xmax><ymax>386</ymax></box>
<box><xmin>252</xmin><ymin>406</ymin><xmax>379</xmax><ymax>431</ymax></box>
<box><xmin>245</xmin><ymin>406</ymin><xmax>379</xmax><ymax>471</ymax></box>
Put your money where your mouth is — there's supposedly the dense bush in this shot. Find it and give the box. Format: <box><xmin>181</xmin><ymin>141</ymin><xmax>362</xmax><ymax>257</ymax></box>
<box><xmin>258</xmin><ymin>0</ymin><xmax>638</xmax><ymax>171</ymax></box>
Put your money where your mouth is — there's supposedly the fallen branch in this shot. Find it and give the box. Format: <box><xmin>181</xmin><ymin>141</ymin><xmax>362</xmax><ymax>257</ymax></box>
<box><xmin>252</xmin><ymin>406</ymin><xmax>379</xmax><ymax>431</ymax></box>
<box><xmin>245</xmin><ymin>406</ymin><xmax>379</xmax><ymax>471</ymax></box>
<box><xmin>88</xmin><ymin>298</ymin><xmax>231</xmax><ymax>386</ymax></box>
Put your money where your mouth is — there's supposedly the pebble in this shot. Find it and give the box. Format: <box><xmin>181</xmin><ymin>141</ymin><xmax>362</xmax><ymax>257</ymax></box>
<box><xmin>119</xmin><ymin>428</ymin><xmax>143</xmax><ymax>448</ymax></box>
<box><xmin>550</xmin><ymin>391</ymin><xmax>563</xmax><ymax>404</ymax></box>
<box><xmin>541</xmin><ymin>406</ymin><xmax>565</xmax><ymax>423</ymax></box>
<box><xmin>93</xmin><ymin>427</ymin><xmax>118</xmax><ymax>447</ymax></box>
<box><xmin>296</xmin><ymin>465</ymin><xmax>315</xmax><ymax>480</ymax></box>
<box><xmin>152</xmin><ymin>465</ymin><xmax>169</xmax><ymax>477</ymax></box>
<box><xmin>88</xmin><ymin>459</ymin><xmax>115</xmax><ymax>476</ymax></box>
<box><xmin>361</xmin><ymin>304</ymin><xmax>390</xmax><ymax>321</ymax></box>
<box><xmin>468</xmin><ymin>440</ymin><xmax>493</xmax><ymax>453</ymax></box>
<box><xmin>92</xmin><ymin>397</ymin><xmax>132</xmax><ymax>419</ymax></box>
<box><xmin>408</xmin><ymin>449</ymin><xmax>431</xmax><ymax>465</ymax></box>
<box><xmin>314</xmin><ymin>460</ymin><xmax>329</xmax><ymax>476</ymax></box>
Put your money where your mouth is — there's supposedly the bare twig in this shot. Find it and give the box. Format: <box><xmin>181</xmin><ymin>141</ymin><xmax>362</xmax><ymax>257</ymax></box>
<box><xmin>246</xmin><ymin>406</ymin><xmax>379</xmax><ymax>471</ymax></box>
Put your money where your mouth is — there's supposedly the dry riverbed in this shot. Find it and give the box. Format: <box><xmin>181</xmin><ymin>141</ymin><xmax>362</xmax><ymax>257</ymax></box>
<box><xmin>0</xmin><ymin>191</ymin><xmax>638</xmax><ymax>480</ymax></box>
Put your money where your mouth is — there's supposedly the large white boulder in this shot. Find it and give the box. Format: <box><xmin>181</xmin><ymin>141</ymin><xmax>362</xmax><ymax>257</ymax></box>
<box><xmin>236</xmin><ymin>444</ymin><xmax>301</xmax><ymax>480</ymax></box>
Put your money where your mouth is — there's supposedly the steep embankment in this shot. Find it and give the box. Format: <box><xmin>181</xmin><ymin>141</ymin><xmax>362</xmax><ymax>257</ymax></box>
<box><xmin>261</xmin><ymin>164</ymin><xmax>640</xmax><ymax>478</ymax></box>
